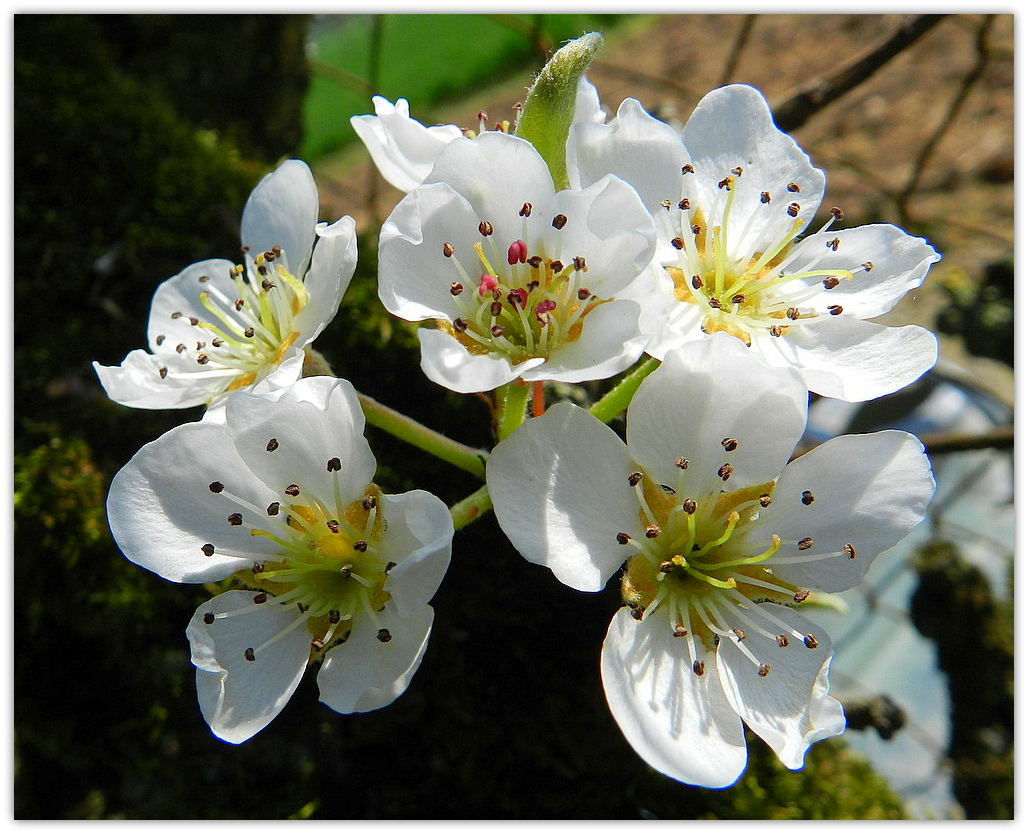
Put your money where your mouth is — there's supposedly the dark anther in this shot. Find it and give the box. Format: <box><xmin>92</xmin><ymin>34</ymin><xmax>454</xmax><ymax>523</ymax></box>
<box><xmin>261</xmin><ymin>280</ymin><xmax>275</xmax><ymax>291</ymax></box>
<box><xmin>787</xmin><ymin>182</ymin><xmax>800</xmax><ymax>192</ymax></box>
<box><xmin>718</xmin><ymin>463</ymin><xmax>733</xmax><ymax>481</ymax></box>
<box><xmin>328</xmin><ymin>610</ymin><xmax>341</xmax><ymax>624</ymax></box>
<box><xmin>478</xmin><ymin>221</ymin><xmax>493</xmax><ymax>236</ymax></box>
<box><xmin>453</xmin><ymin>318</ymin><xmax>468</xmax><ymax>332</ymax></box>
<box><xmin>828</xmin><ymin>305</ymin><xmax>844</xmax><ymax>316</ymax></box>
<box><xmin>827</xmin><ymin>237</ymin><xmax>840</xmax><ymax>251</ymax></box>
<box><xmin>267</xmin><ymin>502</ymin><xmax>280</xmax><ymax>516</ymax></box>
<box><xmin>362</xmin><ymin>495</ymin><xmax>378</xmax><ymax>511</ymax></box>
<box><xmin>527</xmin><ymin>256</ymin><xmax>543</xmax><ymax>269</ymax></box>
<box><xmin>577</xmin><ymin>288</ymin><xmax>592</xmax><ymax>300</ymax></box>
<box><xmin>760</xmin><ymin>191</ymin><xmax>771</xmax><ymax>204</ymax></box>
<box><xmin>804</xmin><ymin>634</ymin><xmax>819</xmax><ymax>649</ymax></box>
<box><xmin>822</xmin><ymin>276</ymin><xmax>840</xmax><ymax>289</ymax></box>
<box><xmin>176</xmin><ymin>344</ymin><xmax>187</xmax><ymax>354</ymax></box>
<box><xmin>721</xmin><ymin>438</ymin><xmax>738</xmax><ymax>452</ymax></box>
<box><xmin>671</xmin><ymin>237</ymin><xmax>685</xmax><ymax>250</ymax></box>
<box><xmin>252</xmin><ymin>562</ymin><xmax>265</xmax><ymax>574</ymax></box>
<box><xmin>682</xmin><ymin>163</ymin><xmax>695</xmax><ymax>174</ymax></box>
<box><xmin>709</xmin><ymin>297</ymin><xmax>722</xmax><ymax>309</ymax></box>
<box><xmin>769</xmin><ymin>324</ymin><xmax>784</xmax><ymax>337</ymax></box>
<box><xmin>443</xmin><ymin>242</ymin><xmax>455</xmax><ymax>257</ymax></box>
<box><xmin>156</xmin><ymin>334</ymin><xmax>166</xmax><ymax>346</ymax></box>
<box><xmin>801</xmin><ymin>490</ymin><xmax>815</xmax><ymax>505</ymax></box>
<box><xmin>673</xmin><ymin>624</ymin><xmax>688</xmax><ymax>637</ymax></box>
<box><xmin>630</xmin><ymin>607</ymin><xmax>644</xmax><ymax>621</ymax></box>
<box><xmin>159</xmin><ymin>367</ymin><xmax>168</xmax><ymax>379</ymax></box>
<box><xmin>228</xmin><ymin>513</ymin><xmax>243</xmax><ymax>526</ymax></box>
<box><xmin>862</xmin><ymin>261</ymin><xmax>874</xmax><ymax>271</ymax></box>
<box><xmin>616</xmin><ymin>532</ymin><xmax>631</xmax><ymax>545</ymax></box>
<box><xmin>659</xmin><ymin>560</ymin><xmax>674</xmax><ymax>573</ymax></box>
<box><xmin>234</xmin><ymin>299</ymin><xmax>245</xmax><ymax>311</ymax></box>
<box><xmin>731</xmin><ymin>294</ymin><xmax>746</xmax><ymax>305</ymax></box>
<box><xmin>519</xmin><ymin>202</ymin><xmax>532</xmax><ymax>217</ymax></box>
<box><xmin>794</xmin><ymin>589</ymin><xmax>811</xmax><ymax>604</ymax></box>
<box><xmin>196</xmin><ymin>342</ymin><xmax>206</xmax><ymax>351</ymax></box>
<box><xmin>327</xmin><ymin>457</ymin><xmax>342</xmax><ymax>472</ymax></box>
<box><xmin>691</xmin><ymin>275</ymin><xmax>703</xmax><ymax>289</ymax></box>
<box><xmin>551</xmin><ymin>214</ymin><xmax>568</xmax><ymax>230</ymax></box>
<box><xmin>297</xmin><ymin>602</ymin><xmax>309</xmax><ymax>613</ymax></box>
<box><xmin>170</xmin><ymin>311</ymin><xmax>183</xmax><ymax>319</ymax></box>
<box><xmin>573</xmin><ymin>256</ymin><xmax>587</xmax><ymax>271</ymax></box>
<box><xmin>660</xmin><ymin>199</ymin><xmax>672</xmax><ymax>211</ymax></box>
<box><xmin>326</xmin><ymin>520</ymin><xmax>340</xmax><ymax>534</ymax></box>
<box><xmin>266</xmin><ymin>438</ymin><xmax>279</xmax><ymax>452</ymax></box>
<box><xmin>786</xmin><ymin>307</ymin><xmax>801</xmax><ymax>320</ymax></box>
<box><xmin>203</xmin><ymin>612</ymin><xmax>215</xmax><ymax>625</ymax></box>
<box><xmin>692</xmin><ymin>659</ymin><xmax>705</xmax><ymax>676</ymax></box>
<box><xmin>385</xmin><ymin>561</ymin><xmax>397</xmax><ymax>572</ymax></box>
<box><xmin>645</xmin><ymin>524</ymin><xmax>661</xmax><ymax>539</ymax></box>
<box><xmin>731</xmin><ymin>166</ymin><xmax>743</xmax><ymax>176</ymax></box>
<box><xmin>628</xmin><ymin>472</ymin><xmax>643</xmax><ymax>487</ymax></box>
<box><xmin>490</xmin><ymin>325</ymin><xmax>505</xmax><ymax>338</ymax></box>
<box><xmin>758</xmin><ymin>494</ymin><xmax>772</xmax><ymax>507</ymax></box>
<box><xmin>284</xmin><ymin>484</ymin><xmax>300</xmax><ymax>497</ymax></box>
<box><xmin>206</xmin><ymin>481</ymin><xmax>224</xmax><ymax>495</ymax></box>
<box><xmin>675</xmin><ymin>457</ymin><xmax>689</xmax><ymax>469</ymax></box>
<box><xmin>678</xmin><ymin>198</ymin><xmax>691</xmax><ymax>210</ymax></box>
<box><xmin>732</xmin><ymin>628</ymin><xmax>746</xmax><ymax>642</ymax></box>
<box><xmin>757</xmin><ymin>663</ymin><xmax>771</xmax><ymax>677</ymax></box>
<box><xmin>450</xmin><ymin>282</ymin><xmax>463</xmax><ymax>296</ymax></box>
<box><xmin>787</xmin><ymin>202</ymin><xmax>801</xmax><ymax>217</ymax></box>
<box><xmin>201</xmin><ymin>543</ymin><xmax>215</xmax><ymax>557</ymax></box>
<box><xmin>798</xmin><ymin>537</ymin><xmax>813</xmax><ymax>551</ymax></box>
<box><xmin>244</xmin><ymin>648</ymin><xmax>256</xmax><ymax>662</ymax></box>
<box><xmin>682</xmin><ymin>498</ymin><xmax>697</xmax><ymax>515</ymax></box>
<box><xmin>257</xmin><ymin>265</ymin><xmax>268</xmax><ymax>276</ymax></box>
<box><xmin>718</xmin><ymin>177</ymin><xmax>732</xmax><ymax>190</ymax></box>
<box><xmin>377</xmin><ymin>628</ymin><xmax>393</xmax><ymax>643</ymax></box>
<box><xmin>776</xmin><ymin>634</ymin><xmax>789</xmax><ymax>648</ymax></box>
<box><xmin>353</xmin><ymin>540</ymin><xmax>368</xmax><ymax>552</ymax></box>
<box><xmin>830</xmin><ymin>206</ymin><xmax>844</xmax><ymax>220</ymax></box>
<box><xmin>253</xmin><ymin>592</ymin><xmax>268</xmax><ymax>604</ymax></box>
<box><xmin>188</xmin><ymin>315</ymin><xmax>200</xmax><ymax>325</ymax></box>
<box><xmin>691</xmin><ymin>223</ymin><xmax>702</xmax><ymax>235</ymax></box>
<box><xmin>244</xmin><ymin>327</ymin><xmax>255</xmax><ymax>338</ymax></box>
<box><xmin>844</xmin><ymin>544</ymin><xmax>856</xmax><ymax>559</ymax></box>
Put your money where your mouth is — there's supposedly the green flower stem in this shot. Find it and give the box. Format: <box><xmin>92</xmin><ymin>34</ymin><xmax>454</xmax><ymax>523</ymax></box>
<box><xmin>357</xmin><ymin>393</ymin><xmax>488</xmax><ymax>480</ymax></box>
<box><xmin>450</xmin><ymin>483</ymin><xmax>493</xmax><ymax>531</ymax></box>
<box><xmin>515</xmin><ymin>32</ymin><xmax>603</xmax><ymax>190</ymax></box>
<box><xmin>589</xmin><ymin>356</ymin><xmax>661</xmax><ymax>424</ymax></box>
<box><xmin>496</xmin><ymin>381</ymin><xmax>531</xmax><ymax>441</ymax></box>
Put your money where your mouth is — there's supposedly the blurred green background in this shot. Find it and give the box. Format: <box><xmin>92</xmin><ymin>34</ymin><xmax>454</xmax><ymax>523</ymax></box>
<box><xmin>12</xmin><ymin>13</ymin><xmax>1013</xmax><ymax>820</ymax></box>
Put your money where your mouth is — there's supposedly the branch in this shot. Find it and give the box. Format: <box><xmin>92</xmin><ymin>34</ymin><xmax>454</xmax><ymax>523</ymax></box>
<box><xmin>773</xmin><ymin>14</ymin><xmax>949</xmax><ymax>132</ymax></box>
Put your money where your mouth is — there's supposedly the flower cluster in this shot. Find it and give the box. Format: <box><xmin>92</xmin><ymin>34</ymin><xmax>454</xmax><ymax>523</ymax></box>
<box><xmin>99</xmin><ymin>34</ymin><xmax>937</xmax><ymax>791</ymax></box>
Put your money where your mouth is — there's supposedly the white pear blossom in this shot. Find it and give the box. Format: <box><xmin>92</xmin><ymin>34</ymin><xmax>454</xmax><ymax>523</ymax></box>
<box><xmin>94</xmin><ymin>160</ymin><xmax>358</xmax><ymax>411</ymax></box>
<box><xmin>107</xmin><ymin>376</ymin><xmax>453</xmax><ymax>743</ymax></box>
<box><xmin>568</xmin><ymin>84</ymin><xmax>940</xmax><ymax>402</ymax></box>
<box><xmin>377</xmin><ymin>130</ymin><xmax>661</xmax><ymax>394</ymax></box>
<box><xmin>487</xmin><ymin>333</ymin><xmax>935</xmax><ymax>787</ymax></box>
<box><xmin>352</xmin><ymin>78</ymin><xmax>604</xmax><ymax>193</ymax></box>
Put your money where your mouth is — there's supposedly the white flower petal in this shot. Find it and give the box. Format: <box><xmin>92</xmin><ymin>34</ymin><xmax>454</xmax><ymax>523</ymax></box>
<box><xmin>568</xmin><ymin>96</ymin><xmax>689</xmax><ymax>213</ymax></box>
<box><xmin>93</xmin><ymin>350</ymin><xmax>222</xmax><ymax>410</ymax></box>
<box><xmin>293</xmin><ymin>215</ymin><xmax>358</xmax><ymax>344</ymax></box>
<box><xmin>224</xmin><ymin>376</ymin><xmax>377</xmax><ymax>506</ymax></box>
<box><xmin>422</xmin><ymin>131</ymin><xmax>555</xmax><ymax>228</ymax></box>
<box><xmin>488</xmin><ymin>402</ymin><xmax>640</xmax><ymax>592</ymax></box>
<box><xmin>417</xmin><ymin>327</ymin><xmax>533</xmax><ymax>394</ymax></box>
<box><xmin>715</xmin><ymin>606</ymin><xmax>845</xmax><ymax>770</ymax></box>
<box><xmin>681</xmin><ymin>84</ymin><xmax>826</xmax><ymax>252</ymax></box>
<box><xmin>521</xmin><ymin>299</ymin><xmax>647</xmax><ymax>385</ymax></box>
<box><xmin>379</xmin><ymin>491</ymin><xmax>454</xmax><ymax>617</ymax></box>
<box><xmin>628</xmin><ymin>333</ymin><xmax>808</xmax><ymax>497</ymax></box>
<box><xmin>783</xmin><ymin>224</ymin><xmax>940</xmax><ymax>319</ymax></box>
<box><xmin>351</xmin><ymin>96</ymin><xmax>465</xmax><ymax>193</ymax></box>
<box><xmin>758</xmin><ymin>315</ymin><xmax>938</xmax><ymax>402</ymax></box>
<box><xmin>240</xmin><ymin>159</ymin><xmax>319</xmax><ymax>277</ymax></box>
<box><xmin>187</xmin><ymin>591</ymin><xmax>311</xmax><ymax>744</ymax></box>
<box><xmin>378</xmin><ymin>182</ymin><xmax>483</xmax><ymax>322</ymax></box>
<box><xmin>146</xmin><ymin>258</ymin><xmax>239</xmax><ymax>353</ymax></box>
<box><xmin>602</xmin><ymin>608</ymin><xmax>747</xmax><ymax>788</ymax></box>
<box><xmin>574</xmin><ymin>76</ymin><xmax>606</xmax><ymax>125</ymax></box>
<box><xmin>317</xmin><ymin>602</ymin><xmax>434</xmax><ymax>714</ymax></box>
<box><xmin>741</xmin><ymin>430</ymin><xmax>935</xmax><ymax>593</ymax></box>
<box><xmin>108</xmin><ymin>422</ymin><xmax>282</xmax><ymax>583</ymax></box>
